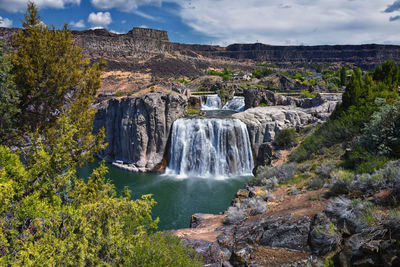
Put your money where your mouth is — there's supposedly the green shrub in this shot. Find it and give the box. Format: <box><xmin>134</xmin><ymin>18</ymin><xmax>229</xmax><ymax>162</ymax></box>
<box><xmin>274</xmin><ymin>128</ymin><xmax>298</xmax><ymax>149</ymax></box>
<box><xmin>222</xmin><ymin>74</ymin><xmax>231</xmax><ymax>81</ymax></box>
<box><xmin>114</xmin><ymin>91</ymin><xmax>124</xmax><ymax>97</ymax></box>
<box><xmin>252</xmin><ymin>68</ymin><xmax>274</xmax><ymax>79</ymax></box>
<box><xmin>187</xmin><ymin>109</ymin><xmax>202</xmax><ymax>115</ymax></box>
<box><xmin>300</xmin><ymin>90</ymin><xmax>316</xmax><ymax>98</ymax></box>
<box><xmin>358</xmin><ymin>98</ymin><xmax>400</xmax><ymax>158</ymax></box>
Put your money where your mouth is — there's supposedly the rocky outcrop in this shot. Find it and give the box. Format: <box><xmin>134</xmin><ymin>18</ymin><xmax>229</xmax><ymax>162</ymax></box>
<box><xmin>243</xmin><ymin>88</ymin><xmax>341</xmax><ymax>110</ymax></box>
<box><xmin>219</xmin><ymin>43</ymin><xmax>400</xmax><ymax>70</ymax></box>
<box><xmin>93</xmin><ymin>92</ymin><xmax>187</xmax><ymax>172</ymax></box>
<box><xmin>259</xmin><ymin>73</ymin><xmax>309</xmax><ymax>91</ymax></box>
<box><xmin>2</xmin><ymin>27</ymin><xmax>400</xmax><ymax>75</ymax></box>
<box><xmin>234</xmin><ymin>91</ymin><xmax>340</xmax><ymax>161</ymax></box>
<box><xmin>233</xmin><ymin>104</ymin><xmax>336</xmax><ymax>161</ymax></box>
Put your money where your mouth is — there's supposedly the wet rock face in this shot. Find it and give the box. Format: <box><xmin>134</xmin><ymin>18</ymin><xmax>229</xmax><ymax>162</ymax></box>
<box><xmin>93</xmin><ymin>93</ymin><xmax>187</xmax><ymax>171</ymax></box>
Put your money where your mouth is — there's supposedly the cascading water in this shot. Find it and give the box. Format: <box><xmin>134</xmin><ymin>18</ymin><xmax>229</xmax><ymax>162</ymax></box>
<box><xmin>223</xmin><ymin>96</ymin><xmax>245</xmax><ymax>112</ymax></box>
<box><xmin>165</xmin><ymin>118</ymin><xmax>254</xmax><ymax>178</ymax></box>
<box><xmin>201</xmin><ymin>95</ymin><xmax>222</xmax><ymax>110</ymax></box>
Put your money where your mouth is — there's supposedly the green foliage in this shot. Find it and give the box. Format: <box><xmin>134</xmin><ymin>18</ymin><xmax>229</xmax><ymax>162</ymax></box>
<box><xmin>252</xmin><ymin>68</ymin><xmax>274</xmax><ymax>79</ymax></box>
<box><xmin>361</xmin><ymin>201</ymin><xmax>377</xmax><ymax>226</ymax></box>
<box><xmin>187</xmin><ymin>108</ymin><xmax>202</xmax><ymax>115</ymax></box>
<box><xmin>290</xmin><ymin>107</ymin><xmax>367</xmax><ymax>162</ymax></box>
<box><xmin>0</xmin><ymin>3</ymin><xmax>202</xmax><ymax>266</ymax></box>
<box><xmin>358</xmin><ymin>98</ymin><xmax>400</xmax><ymax>158</ymax></box>
<box><xmin>10</xmin><ymin>2</ymin><xmax>106</xmax><ymax>132</ymax></box>
<box><xmin>274</xmin><ymin>128</ymin><xmax>298</xmax><ymax>149</ymax></box>
<box><xmin>207</xmin><ymin>68</ymin><xmax>234</xmax><ymax>80</ymax></box>
<box><xmin>0</xmin><ymin>44</ymin><xmax>20</xmax><ymax>144</ymax></box>
<box><xmin>174</xmin><ymin>78</ymin><xmax>188</xmax><ymax>84</ymax></box>
<box><xmin>300</xmin><ymin>90</ymin><xmax>316</xmax><ymax>98</ymax></box>
<box><xmin>340</xmin><ymin>66</ymin><xmax>347</xmax><ymax>87</ymax></box>
<box><xmin>114</xmin><ymin>91</ymin><xmax>124</xmax><ymax>97</ymax></box>
<box><xmin>0</xmin><ymin>146</ymin><xmax>202</xmax><ymax>265</ymax></box>
<box><xmin>291</xmin><ymin>60</ymin><xmax>400</xmax><ymax>163</ymax></box>
<box><xmin>250</xmin><ymin>84</ymin><xmax>267</xmax><ymax>89</ymax></box>
<box><xmin>222</xmin><ymin>74</ymin><xmax>231</xmax><ymax>81</ymax></box>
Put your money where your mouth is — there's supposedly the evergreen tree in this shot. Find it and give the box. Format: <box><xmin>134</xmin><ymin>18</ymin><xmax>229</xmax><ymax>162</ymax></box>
<box><xmin>0</xmin><ymin>44</ymin><xmax>19</xmax><ymax>144</ymax></box>
<box><xmin>10</xmin><ymin>2</ymin><xmax>106</xmax><ymax>132</ymax></box>
<box><xmin>341</xmin><ymin>68</ymin><xmax>363</xmax><ymax>109</ymax></box>
<box><xmin>340</xmin><ymin>66</ymin><xmax>346</xmax><ymax>87</ymax></box>
<box><xmin>373</xmin><ymin>59</ymin><xmax>400</xmax><ymax>92</ymax></box>
<box><xmin>0</xmin><ymin>3</ymin><xmax>202</xmax><ymax>265</ymax></box>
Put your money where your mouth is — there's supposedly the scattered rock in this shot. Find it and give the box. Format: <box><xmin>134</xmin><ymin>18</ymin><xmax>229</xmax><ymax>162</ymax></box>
<box><xmin>309</xmin><ymin>213</ymin><xmax>342</xmax><ymax>256</ymax></box>
<box><xmin>259</xmin><ymin>215</ymin><xmax>311</xmax><ymax>252</ymax></box>
<box><xmin>181</xmin><ymin>238</ymin><xmax>231</xmax><ymax>266</ymax></box>
<box><xmin>325</xmin><ymin>197</ymin><xmax>368</xmax><ymax>235</ymax></box>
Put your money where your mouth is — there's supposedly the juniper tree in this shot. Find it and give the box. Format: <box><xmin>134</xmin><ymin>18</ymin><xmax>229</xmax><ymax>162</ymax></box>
<box><xmin>0</xmin><ymin>44</ymin><xmax>19</xmax><ymax>144</ymax></box>
<box><xmin>10</xmin><ymin>2</ymin><xmax>106</xmax><ymax>132</ymax></box>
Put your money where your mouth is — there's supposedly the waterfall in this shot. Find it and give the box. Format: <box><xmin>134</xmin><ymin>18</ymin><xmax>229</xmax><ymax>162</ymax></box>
<box><xmin>165</xmin><ymin>118</ymin><xmax>254</xmax><ymax>178</ymax></box>
<box><xmin>223</xmin><ymin>96</ymin><xmax>245</xmax><ymax>112</ymax></box>
<box><xmin>201</xmin><ymin>95</ymin><xmax>222</xmax><ymax>110</ymax></box>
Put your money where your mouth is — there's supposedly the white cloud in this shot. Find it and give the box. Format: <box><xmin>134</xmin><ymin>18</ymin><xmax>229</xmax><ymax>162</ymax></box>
<box><xmin>110</xmin><ymin>29</ymin><xmax>124</xmax><ymax>34</ymax></box>
<box><xmin>0</xmin><ymin>0</ymin><xmax>80</xmax><ymax>13</ymax></box>
<box><xmin>70</xmin><ymin>19</ymin><xmax>85</xmax><ymax>28</ymax></box>
<box><xmin>0</xmin><ymin>16</ymin><xmax>12</xmax><ymax>27</ymax></box>
<box><xmin>134</xmin><ymin>10</ymin><xmax>158</xmax><ymax>20</ymax></box>
<box><xmin>88</xmin><ymin>12</ymin><xmax>112</xmax><ymax>28</ymax></box>
<box><xmin>90</xmin><ymin>0</ymin><xmax>160</xmax><ymax>12</ymax></box>
<box><xmin>169</xmin><ymin>0</ymin><xmax>400</xmax><ymax>45</ymax></box>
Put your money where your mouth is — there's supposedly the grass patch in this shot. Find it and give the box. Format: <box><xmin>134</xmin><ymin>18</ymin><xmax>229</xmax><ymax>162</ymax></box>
<box><xmin>187</xmin><ymin>109</ymin><xmax>202</xmax><ymax>115</ymax></box>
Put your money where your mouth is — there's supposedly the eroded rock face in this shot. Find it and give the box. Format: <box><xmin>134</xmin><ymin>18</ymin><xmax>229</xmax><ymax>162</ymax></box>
<box><xmin>234</xmin><ymin>93</ymin><xmax>339</xmax><ymax>160</ymax></box>
<box><xmin>93</xmin><ymin>93</ymin><xmax>187</xmax><ymax>172</ymax></box>
<box><xmin>243</xmin><ymin>88</ymin><xmax>340</xmax><ymax>110</ymax></box>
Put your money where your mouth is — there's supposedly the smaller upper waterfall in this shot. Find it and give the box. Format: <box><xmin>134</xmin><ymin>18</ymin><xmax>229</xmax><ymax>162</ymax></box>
<box><xmin>201</xmin><ymin>95</ymin><xmax>222</xmax><ymax>110</ymax></box>
<box><xmin>223</xmin><ymin>96</ymin><xmax>245</xmax><ymax>112</ymax></box>
<box><xmin>165</xmin><ymin>118</ymin><xmax>254</xmax><ymax>178</ymax></box>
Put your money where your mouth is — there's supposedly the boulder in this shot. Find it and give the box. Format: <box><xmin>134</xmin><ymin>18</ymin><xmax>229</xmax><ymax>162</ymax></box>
<box><xmin>339</xmin><ymin>227</ymin><xmax>400</xmax><ymax>267</ymax></box>
<box><xmin>243</xmin><ymin>88</ymin><xmax>341</xmax><ymax>110</ymax></box>
<box><xmin>233</xmin><ymin>106</ymin><xmax>317</xmax><ymax>159</ymax></box>
<box><xmin>181</xmin><ymin>238</ymin><xmax>232</xmax><ymax>266</ymax></box>
<box><xmin>259</xmin><ymin>215</ymin><xmax>311</xmax><ymax>252</ymax></box>
<box><xmin>93</xmin><ymin>92</ymin><xmax>187</xmax><ymax>172</ymax></box>
<box><xmin>325</xmin><ymin>197</ymin><xmax>368</xmax><ymax>235</ymax></box>
<box><xmin>309</xmin><ymin>213</ymin><xmax>342</xmax><ymax>256</ymax></box>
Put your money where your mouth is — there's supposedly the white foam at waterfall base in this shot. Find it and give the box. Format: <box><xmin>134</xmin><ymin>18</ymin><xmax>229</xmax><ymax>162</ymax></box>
<box><xmin>201</xmin><ymin>95</ymin><xmax>222</xmax><ymax>110</ymax></box>
<box><xmin>165</xmin><ymin>118</ymin><xmax>254</xmax><ymax>179</ymax></box>
<box><xmin>223</xmin><ymin>96</ymin><xmax>245</xmax><ymax>112</ymax></box>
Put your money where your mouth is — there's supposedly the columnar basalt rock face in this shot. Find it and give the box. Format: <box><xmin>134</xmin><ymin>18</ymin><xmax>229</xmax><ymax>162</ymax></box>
<box><xmin>93</xmin><ymin>93</ymin><xmax>187</xmax><ymax>171</ymax></box>
<box><xmin>2</xmin><ymin>27</ymin><xmax>400</xmax><ymax>71</ymax></box>
<box><xmin>219</xmin><ymin>43</ymin><xmax>400</xmax><ymax>70</ymax></box>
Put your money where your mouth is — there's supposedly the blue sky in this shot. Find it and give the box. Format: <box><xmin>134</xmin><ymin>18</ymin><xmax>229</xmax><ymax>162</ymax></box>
<box><xmin>1</xmin><ymin>0</ymin><xmax>400</xmax><ymax>46</ymax></box>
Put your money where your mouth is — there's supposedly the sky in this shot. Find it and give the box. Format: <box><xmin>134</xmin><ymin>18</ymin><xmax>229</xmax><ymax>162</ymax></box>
<box><xmin>1</xmin><ymin>0</ymin><xmax>400</xmax><ymax>46</ymax></box>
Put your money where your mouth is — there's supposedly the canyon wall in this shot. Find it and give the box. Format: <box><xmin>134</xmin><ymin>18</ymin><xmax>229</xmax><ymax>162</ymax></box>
<box><xmin>2</xmin><ymin>27</ymin><xmax>400</xmax><ymax>72</ymax></box>
<box><xmin>93</xmin><ymin>92</ymin><xmax>187</xmax><ymax>172</ymax></box>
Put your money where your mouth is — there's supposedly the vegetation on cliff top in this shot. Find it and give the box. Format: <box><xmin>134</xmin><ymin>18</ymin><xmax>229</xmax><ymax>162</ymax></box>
<box><xmin>0</xmin><ymin>3</ymin><xmax>201</xmax><ymax>265</ymax></box>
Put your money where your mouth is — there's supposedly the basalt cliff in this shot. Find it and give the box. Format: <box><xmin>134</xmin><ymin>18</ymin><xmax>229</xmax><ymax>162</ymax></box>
<box><xmin>1</xmin><ymin>26</ymin><xmax>400</xmax><ymax>76</ymax></box>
